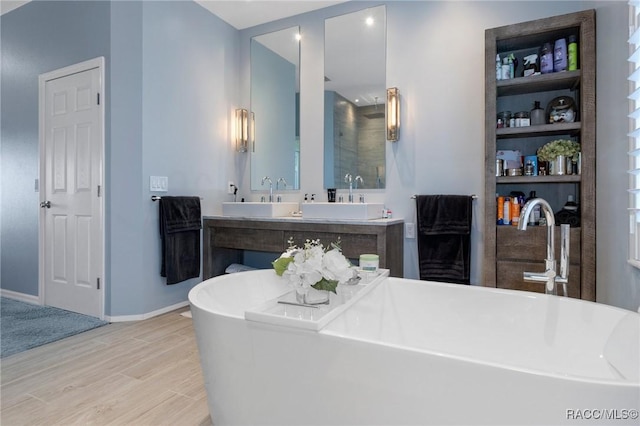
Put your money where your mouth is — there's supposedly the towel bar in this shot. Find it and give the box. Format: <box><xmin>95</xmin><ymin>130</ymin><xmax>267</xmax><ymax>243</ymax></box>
<box><xmin>411</xmin><ymin>194</ymin><xmax>477</xmax><ymax>200</ymax></box>
<box><xmin>151</xmin><ymin>196</ymin><xmax>203</xmax><ymax>201</ymax></box>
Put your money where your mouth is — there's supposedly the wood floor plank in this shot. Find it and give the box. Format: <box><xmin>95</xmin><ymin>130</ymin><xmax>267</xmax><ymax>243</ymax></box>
<box><xmin>0</xmin><ymin>309</ymin><xmax>212</xmax><ymax>425</ymax></box>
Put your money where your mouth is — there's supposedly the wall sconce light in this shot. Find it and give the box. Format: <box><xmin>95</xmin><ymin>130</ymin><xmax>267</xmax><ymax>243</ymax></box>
<box><xmin>251</xmin><ymin>112</ymin><xmax>255</xmax><ymax>152</ymax></box>
<box><xmin>386</xmin><ymin>87</ymin><xmax>400</xmax><ymax>142</ymax></box>
<box><xmin>235</xmin><ymin>108</ymin><xmax>248</xmax><ymax>152</ymax></box>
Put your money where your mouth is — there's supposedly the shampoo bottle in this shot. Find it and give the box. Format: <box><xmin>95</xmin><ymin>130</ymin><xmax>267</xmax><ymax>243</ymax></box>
<box><xmin>568</xmin><ymin>35</ymin><xmax>578</xmax><ymax>71</ymax></box>
<box><xmin>540</xmin><ymin>43</ymin><xmax>554</xmax><ymax>74</ymax></box>
<box><xmin>554</xmin><ymin>37</ymin><xmax>567</xmax><ymax>72</ymax></box>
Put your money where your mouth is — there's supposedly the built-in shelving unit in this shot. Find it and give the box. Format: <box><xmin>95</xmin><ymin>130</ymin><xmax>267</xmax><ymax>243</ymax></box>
<box><xmin>484</xmin><ymin>10</ymin><xmax>596</xmax><ymax>300</ymax></box>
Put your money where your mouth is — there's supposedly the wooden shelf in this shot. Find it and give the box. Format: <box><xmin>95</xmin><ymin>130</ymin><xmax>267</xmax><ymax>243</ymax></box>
<box><xmin>496</xmin><ymin>122</ymin><xmax>581</xmax><ymax>139</ymax></box>
<box><xmin>497</xmin><ymin>70</ymin><xmax>581</xmax><ymax>96</ymax></box>
<box><xmin>496</xmin><ymin>175</ymin><xmax>581</xmax><ymax>184</ymax></box>
<box><xmin>484</xmin><ymin>10</ymin><xmax>596</xmax><ymax>302</ymax></box>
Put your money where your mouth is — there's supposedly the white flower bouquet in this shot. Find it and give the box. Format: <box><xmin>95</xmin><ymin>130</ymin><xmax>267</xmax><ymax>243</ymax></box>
<box><xmin>272</xmin><ymin>238</ymin><xmax>354</xmax><ymax>294</ymax></box>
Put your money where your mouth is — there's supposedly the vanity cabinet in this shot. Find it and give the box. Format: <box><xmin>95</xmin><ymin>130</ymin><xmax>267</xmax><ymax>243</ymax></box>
<box><xmin>483</xmin><ymin>10</ymin><xmax>595</xmax><ymax>300</ymax></box>
<box><xmin>203</xmin><ymin>217</ymin><xmax>404</xmax><ymax>279</ymax></box>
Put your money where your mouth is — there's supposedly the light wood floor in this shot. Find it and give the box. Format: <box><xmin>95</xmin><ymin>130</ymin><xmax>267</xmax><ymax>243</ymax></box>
<box><xmin>0</xmin><ymin>308</ymin><xmax>212</xmax><ymax>426</ymax></box>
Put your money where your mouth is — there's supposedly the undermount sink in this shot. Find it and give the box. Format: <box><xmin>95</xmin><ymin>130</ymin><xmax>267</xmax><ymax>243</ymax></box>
<box><xmin>222</xmin><ymin>202</ymin><xmax>299</xmax><ymax>218</ymax></box>
<box><xmin>301</xmin><ymin>202</ymin><xmax>384</xmax><ymax>220</ymax></box>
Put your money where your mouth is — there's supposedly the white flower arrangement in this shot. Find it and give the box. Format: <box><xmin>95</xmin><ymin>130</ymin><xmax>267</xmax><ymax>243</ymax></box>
<box><xmin>536</xmin><ymin>139</ymin><xmax>581</xmax><ymax>162</ymax></box>
<box><xmin>272</xmin><ymin>238</ymin><xmax>354</xmax><ymax>294</ymax></box>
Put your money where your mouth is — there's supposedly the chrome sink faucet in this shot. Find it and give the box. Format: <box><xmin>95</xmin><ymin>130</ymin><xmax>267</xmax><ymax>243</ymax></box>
<box><xmin>354</xmin><ymin>175</ymin><xmax>364</xmax><ymax>190</ymax></box>
<box><xmin>344</xmin><ymin>173</ymin><xmax>354</xmax><ymax>203</ymax></box>
<box><xmin>261</xmin><ymin>176</ymin><xmax>273</xmax><ymax>202</ymax></box>
<box><xmin>517</xmin><ymin>198</ymin><xmax>570</xmax><ymax>296</ymax></box>
<box><xmin>276</xmin><ymin>178</ymin><xmax>287</xmax><ymax>203</ymax></box>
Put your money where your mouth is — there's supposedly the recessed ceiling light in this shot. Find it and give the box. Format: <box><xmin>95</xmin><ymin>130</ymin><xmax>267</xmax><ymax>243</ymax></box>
<box><xmin>365</xmin><ymin>16</ymin><xmax>374</xmax><ymax>26</ymax></box>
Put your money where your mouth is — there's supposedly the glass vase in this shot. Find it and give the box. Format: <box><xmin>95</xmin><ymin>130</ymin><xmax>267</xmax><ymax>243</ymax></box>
<box><xmin>295</xmin><ymin>286</ymin><xmax>330</xmax><ymax>305</ymax></box>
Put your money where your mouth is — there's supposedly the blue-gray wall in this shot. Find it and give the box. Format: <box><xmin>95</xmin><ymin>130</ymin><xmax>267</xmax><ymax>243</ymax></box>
<box><xmin>1</xmin><ymin>0</ymin><xmax>239</xmax><ymax>317</ymax></box>
<box><xmin>2</xmin><ymin>1</ymin><xmax>638</xmax><ymax>315</ymax></box>
<box><xmin>0</xmin><ymin>0</ymin><xmax>111</xmax><ymax>296</ymax></box>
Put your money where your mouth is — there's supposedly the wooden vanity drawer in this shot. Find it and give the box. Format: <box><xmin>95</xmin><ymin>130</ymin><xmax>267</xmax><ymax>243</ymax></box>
<box><xmin>212</xmin><ymin>227</ymin><xmax>284</xmax><ymax>252</ymax></box>
<box><xmin>496</xmin><ymin>226</ymin><xmax>581</xmax><ymax>263</ymax></box>
<box><xmin>288</xmin><ymin>231</ymin><xmax>377</xmax><ymax>260</ymax></box>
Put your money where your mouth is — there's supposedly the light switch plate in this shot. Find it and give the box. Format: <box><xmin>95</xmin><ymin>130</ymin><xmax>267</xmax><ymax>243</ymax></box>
<box><xmin>405</xmin><ymin>222</ymin><xmax>416</xmax><ymax>239</ymax></box>
<box><xmin>150</xmin><ymin>176</ymin><xmax>168</xmax><ymax>192</ymax></box>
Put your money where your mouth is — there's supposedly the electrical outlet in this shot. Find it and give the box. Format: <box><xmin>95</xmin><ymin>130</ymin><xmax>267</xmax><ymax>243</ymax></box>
<box><xmin>228</xmin><ymin>181</ymin><xmax>235</xmax><ymax>194</ymax></box>
<box><xmin>405</xmin><ymin>222</ymin><xmax>416</xmax><ymax>239</ymax></box>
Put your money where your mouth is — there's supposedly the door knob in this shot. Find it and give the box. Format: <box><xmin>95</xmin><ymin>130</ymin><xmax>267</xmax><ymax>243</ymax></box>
<box><xmin>40</xmin><ymin>201</ymin><xmax>51</xmax><ymax>208</ymax></box>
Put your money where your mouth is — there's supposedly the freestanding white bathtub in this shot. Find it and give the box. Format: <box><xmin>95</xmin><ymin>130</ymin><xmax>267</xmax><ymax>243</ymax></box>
<box><xmin>189</xmin><ymin>270</ymin><xmax>640</xmax><ymax>425</ymax></box>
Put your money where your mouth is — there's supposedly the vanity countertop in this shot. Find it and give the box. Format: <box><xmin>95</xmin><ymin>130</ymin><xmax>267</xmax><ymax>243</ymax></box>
<box><xmin>204</xmin><ymin>215</ymin><xmax>403</xmax><ymax>226</ymax></box>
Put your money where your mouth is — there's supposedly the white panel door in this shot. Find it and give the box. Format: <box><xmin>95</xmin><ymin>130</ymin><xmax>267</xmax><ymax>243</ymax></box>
<box><xmin>42</xmin><ymin>65</ymin><xmax>103</xmax><ymax>318</ymax></box>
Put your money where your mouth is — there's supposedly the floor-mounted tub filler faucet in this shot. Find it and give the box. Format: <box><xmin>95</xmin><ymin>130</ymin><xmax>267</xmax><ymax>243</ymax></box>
<box><xmin>344</xmin><ymin>174</ymin><xmax>354</xmax><ymax>203</ymax></box>
<box><xmin>517</xmin><ymin>198</ymin><xmax>570</xmax><ymax>296</ymax></box>
<box><xmin>261</xmin><ymin>176</ymin><xmax>273</xmax><ymax>202</ymax></box>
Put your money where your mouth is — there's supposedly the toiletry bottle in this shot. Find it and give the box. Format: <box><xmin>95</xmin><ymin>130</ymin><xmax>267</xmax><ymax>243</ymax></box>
<box><xmin>524</xmin><ymin>160</ymin><xmax>534</xmax><ymax>176</ymax></box>
<box><xmin>510</xmin><ymin>197</ymin><xmax>520</xmax><ymax>227</ymax></box>
<box><xmin>530</xmin><ymin>101</ymin><xmax>545</xmax><ymax>126</ymax></box>
<box><xmin>508</xmin><ymin>54</ymin><xmax>515</xmax><ymax>79</ymax></box>
<box><xmin>525</xmin><ymin>191</ymin><xmax>540</xmax><ymax>225</ymax></box>
<box><xmin>502</xmin><ymin>57</ymin><xmax>510</xmax><ymax>80</ymax></box>
<box><xmin>503</xmin><ymin>197</ymin><xmax>511</xmax><ymax>225</ymax></box>
<box><xmin>496</xmin><ymin>54</ymin><xmax>502</xmax><ymax>81</ymax></box>
<box><xmin>568</xmin><ymin>35</ymin><xmax>578</xmax><ymax>71</ymax></box>
<box><xmin>522</xmin><ymin>54</ymin><xmax>539</xmax><ymax>77</ymax></box>
<box><xmin>554</xmin><ymin>37</ymin><xmax>567</xmax><ymax>72</ymax></box>
<box><xmin>497</xmin><ymin>195</ymin><xmax>505</xmax><ymax>225</ymax></box>
<box><xmin>540</xmin><ymin>43</ymin><xmax>553</xmax><ymax>74</ymax></box>
<box><xmin>564</xmin><ymin>195</ymin><xmax>578</xmax><ymax>211</ymax></box>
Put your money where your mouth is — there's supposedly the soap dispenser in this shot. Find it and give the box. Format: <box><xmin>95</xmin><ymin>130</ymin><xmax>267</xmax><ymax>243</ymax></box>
<box><xmin>530</xmin><ymin>101</ymin><xmax>545</xmax><ymax>126</ymax></box>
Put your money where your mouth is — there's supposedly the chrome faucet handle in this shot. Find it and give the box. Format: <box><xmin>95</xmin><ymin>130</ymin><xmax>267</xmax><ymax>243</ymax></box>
<box><xmin>354</xmin><ymin>175</ymin><xmax>364</xmax><ymax>189</ymax></box>
<box><xmin>276</xmin><ymin>177</ymin><xmax>288</xmax><ymax>190</ymax></box>
<box><xmin>559</xmin><ymin>224</ymin><xmax>570</xmax><ymax>280</ymax></box>
<box><xmin>261</xmin><ymin>176</ymin><xmax>273</xmax><ymax>202</ymax></box>
<box><xmin>344</xmin><ymin>173</ymin><xmax>352</xmax><ymax>183</ymax></box>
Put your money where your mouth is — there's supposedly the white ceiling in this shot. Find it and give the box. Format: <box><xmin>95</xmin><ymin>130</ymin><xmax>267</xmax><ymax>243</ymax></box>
<box><xmin>0</xmin><ymin>0</ymin><xmax>29</xmax><ymax>15</ymax></box>
<box><xmin>196</xmin><ymin>1</ymin><xmax>348</xmax><ymax>30</ymax></box>
<box><xmin>0</xmin><ymin>0</ymin><xmax>347</xmax><ymax>23</ymax></box>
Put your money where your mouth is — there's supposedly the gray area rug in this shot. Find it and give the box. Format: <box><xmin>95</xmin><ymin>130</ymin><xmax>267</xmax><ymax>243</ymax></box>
<box><xmin>0</xmin><ymin>297</ymin><xmax>108</xmax><ymax>358</ymax></box>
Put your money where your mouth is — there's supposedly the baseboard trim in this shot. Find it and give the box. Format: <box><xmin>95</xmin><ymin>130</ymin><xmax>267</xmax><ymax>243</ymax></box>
<box><xmin>1</xmin><ymin>289</ymin><xmax>40</xmax><ymax>304</ymax></box>
<box><xmin>105</xmin><ymin>300</ymin><xmax>190</xmax><ymax>323</ymax></box>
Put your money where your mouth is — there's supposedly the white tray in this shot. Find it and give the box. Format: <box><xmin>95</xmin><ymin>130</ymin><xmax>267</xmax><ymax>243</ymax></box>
<box><xmin>245</xmin><ymin>269</ymin><xmax>389</xmax><ymax>331</ymax></box>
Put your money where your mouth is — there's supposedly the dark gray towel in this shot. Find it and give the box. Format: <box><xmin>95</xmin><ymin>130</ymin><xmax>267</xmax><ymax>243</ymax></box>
<box><xmin>159</xmin><ymin>196</ymin><xmax>202</xmax><ymax>285</ymax></box>
<box><xmin>416</xmin><ymin>195</ymin><xmax>473</xmax><ymax>284</ymax></box>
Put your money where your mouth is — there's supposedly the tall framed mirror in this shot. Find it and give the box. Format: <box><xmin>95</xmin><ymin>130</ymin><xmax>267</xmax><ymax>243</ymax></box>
<box><xmin>250</xmin><ymin>26</ymin><xmax>301</xmax><ymax>190</ymax></box>
<box><xmin>324</xmin><ymin>6</ymin><xmax>386</xmax><ymax>190</ymax></box>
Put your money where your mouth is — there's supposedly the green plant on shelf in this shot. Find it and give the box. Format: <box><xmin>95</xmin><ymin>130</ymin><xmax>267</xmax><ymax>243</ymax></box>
<box><xmin>536</xmin><ymin>139</ymin><xmax>580</xmax><ymax>162</ymax></box>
